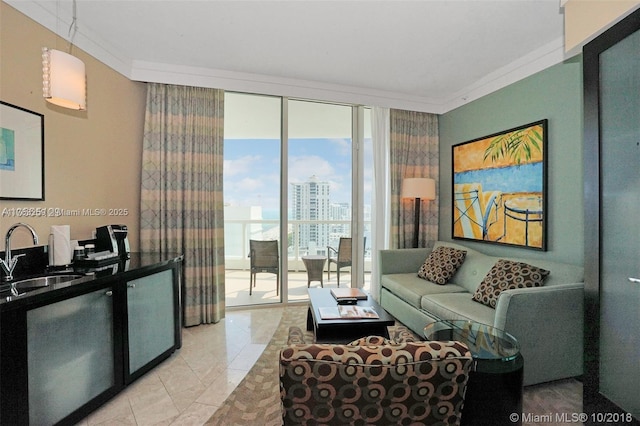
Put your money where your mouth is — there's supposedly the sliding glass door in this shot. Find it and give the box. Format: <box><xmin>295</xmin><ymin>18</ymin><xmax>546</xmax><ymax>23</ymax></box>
<box><xmin>224</xmin><ymin>93</ymin><xmax>282</xmax><ymax>306</ymax></box>
<box><xmin>224</xmin><ymin>93</ymin><xmax>371</xmax><ymax>307</ymax></box>
<box><xmin>287</xmin><ymin>100</ymin><xmax>354</xmax><ymax>301</ymax></box>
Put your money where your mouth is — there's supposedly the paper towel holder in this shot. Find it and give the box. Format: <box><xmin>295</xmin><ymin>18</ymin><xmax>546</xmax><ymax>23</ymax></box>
<box><xmin>48</xmin><ymin>225</ymin><xmax>72</xmax><ymax>267</ymax></box>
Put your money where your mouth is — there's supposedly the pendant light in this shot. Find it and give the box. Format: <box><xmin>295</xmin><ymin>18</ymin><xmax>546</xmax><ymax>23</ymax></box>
<box><xmin>42</xmin><ymin>0</ymin><xmax>86</xmax><ymax>110</ymax></box>
<box><xmin>42</xmin><ymin>47</ymin><xmax>86</xmax><ymax>110</ymax></box>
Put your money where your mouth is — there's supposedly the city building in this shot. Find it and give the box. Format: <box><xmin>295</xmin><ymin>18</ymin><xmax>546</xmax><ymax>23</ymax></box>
<box><xmin>290</xmin><ymin>175</ymin><xmax>331</xmax><ymax>254</ymax></box>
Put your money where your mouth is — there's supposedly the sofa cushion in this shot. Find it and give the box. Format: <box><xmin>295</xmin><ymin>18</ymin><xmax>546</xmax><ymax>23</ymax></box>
<box><xmin>432</xmin><ymin>241</ymin><xmax>583</xmax><ymax>291</ymax></box>
<box><xmin>505</xmin><ymin>256</ymin><xmax>583</xmax><ymax>287</ymax></box>
<box><xmin>432</xmin><ymin>241</ymin><xmax>498</xmax><ymax>293</ymax></box>
<box><xmin>421</xmin><ymin>293</ymin><xmax>496</xmax><ymax>326</ymax></box>
<box><xmin>418</xmin><ymin>246</ymin><xmax>467</xmax><ymax>284</ymax></box>
<box><xmin>472</xmin><ymin>259</ymin><xmax>550</xmax><ymax>308</ymax></box>
<box><xmin>381</xmin><ymin>273</ymin><xmax>466</xmax><ymax>309</ymax></box>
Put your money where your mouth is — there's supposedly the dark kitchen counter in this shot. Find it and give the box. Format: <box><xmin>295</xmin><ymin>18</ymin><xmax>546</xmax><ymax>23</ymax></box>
<box><xmin>0</xmin><ymin>252</ymin><xmax>183</xmax><ymax>311</ymax></box>
<box><xmin>1</xmin><ymin>251</ymin><xmax>184</xmax><ymax>425</ymax></box>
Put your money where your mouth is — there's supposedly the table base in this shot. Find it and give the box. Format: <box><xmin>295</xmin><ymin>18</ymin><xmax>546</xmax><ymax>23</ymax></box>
<box><xmin>462</xmin><ymin>354</ymin><xmax>524</xmax><ymax>426</ymax></box>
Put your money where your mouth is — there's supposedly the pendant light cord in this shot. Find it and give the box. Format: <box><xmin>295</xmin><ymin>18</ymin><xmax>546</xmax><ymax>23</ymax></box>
<box><xmin>67</xmin><ymin>0</ymin><xmax>78</xmax><ymax>53</ymax></box>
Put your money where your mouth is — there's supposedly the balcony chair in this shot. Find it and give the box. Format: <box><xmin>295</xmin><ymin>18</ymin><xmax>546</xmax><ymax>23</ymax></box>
<box><xmin>327</xmin><ymin>237</ymin><xmax>354</xmax><ymax>287</ymax></box>
<box><xmin>279</xmin><ymin>327</ymin><xmax>473</xmax><ymax>425</ymax></box>
<box><xmin>249</xmin><ymin>239</ymin><xmax>279</xmax><ymax>295</ymax></box>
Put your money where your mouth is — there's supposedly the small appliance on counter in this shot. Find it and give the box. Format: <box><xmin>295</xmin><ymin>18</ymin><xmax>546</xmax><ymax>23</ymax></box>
<box><xmin>95</xmin><ymin>225</ymin><xmax>130</xmax><ymax>259</ymax></box>
<box><xmin>48</xmin><ymin>225</ymin><xmax>72</xmax><ymax>267</ymax></box>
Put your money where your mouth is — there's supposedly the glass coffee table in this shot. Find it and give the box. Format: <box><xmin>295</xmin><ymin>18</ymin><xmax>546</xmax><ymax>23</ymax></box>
<box><xmin>424</xmin><ymin>320</ymin><xmax>524</xmax><ymax>426</ymax></box>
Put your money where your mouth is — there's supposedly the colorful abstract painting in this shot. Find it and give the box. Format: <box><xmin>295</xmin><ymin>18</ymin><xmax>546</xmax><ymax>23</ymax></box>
<box><xmin>452</xmin><ymin>120</ymin><xmax>547</xmax><ymax>250</ymax></box>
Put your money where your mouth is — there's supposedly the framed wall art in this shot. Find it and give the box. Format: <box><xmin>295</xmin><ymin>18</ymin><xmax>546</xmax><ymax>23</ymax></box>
<box><xmin>452</xmin><ymin>119</ymin><xmax>547</xmax><ymax>250</ymax></box>
<box><xmin>0</xmin><ymin>101</ymin><xmax>44</xmax><ymax>200</ymax></box>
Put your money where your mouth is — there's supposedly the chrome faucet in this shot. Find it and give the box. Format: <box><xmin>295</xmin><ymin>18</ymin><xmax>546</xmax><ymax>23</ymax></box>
<box><xmin>1</xmin><ymin>223</ymin><xmax>39</xmax><ymax>282</ymax></box>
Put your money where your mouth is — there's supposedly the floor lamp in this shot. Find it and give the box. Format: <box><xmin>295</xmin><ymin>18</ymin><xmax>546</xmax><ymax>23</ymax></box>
<box><xmin>401</xmin><ymin>178</ymin><xmax>436</xmax><ymax>248</ymax></box>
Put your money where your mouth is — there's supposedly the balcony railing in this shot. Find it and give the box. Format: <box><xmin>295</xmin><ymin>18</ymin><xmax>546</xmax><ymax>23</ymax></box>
<box><xmin>224</xmin><ymin>219</ymin><xmax>371</xmax><ymax>271</ymax></box>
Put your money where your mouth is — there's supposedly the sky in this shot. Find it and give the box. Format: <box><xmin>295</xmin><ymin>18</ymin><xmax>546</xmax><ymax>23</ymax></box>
<box><xmin>224</xmin><ymin>137</ymin><xmax>373</xmax><ymax>216</ymax></box>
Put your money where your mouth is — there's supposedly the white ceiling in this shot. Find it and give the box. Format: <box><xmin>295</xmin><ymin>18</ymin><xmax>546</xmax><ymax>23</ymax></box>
<box><xmin>7</xmin><ymin>0</ymin><xmax>569</xmax><ymax>113</ymax></box>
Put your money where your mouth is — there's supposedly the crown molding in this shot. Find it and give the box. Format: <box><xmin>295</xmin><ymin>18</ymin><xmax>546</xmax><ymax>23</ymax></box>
<box><xmin>129</xmin><ymin>37</ymin><xmax>567</xmax><ymax>114</ymax></box>
<box><xmin>130</xmin><ymin>61</ymin><xmax>447</xmax><ymax>113</ymax></box>
<box><xmin>7</xmin><ymin>0</ymin><xmax>567</xmax><ymax>115</ymax></box>
<box><xmin>441</xmin><ymin>37</ymin><xmax>567</xmax><ymax>113</ymax></box>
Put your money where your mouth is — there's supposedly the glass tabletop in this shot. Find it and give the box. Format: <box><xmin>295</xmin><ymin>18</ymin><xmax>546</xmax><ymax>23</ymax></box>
<box><xmin>424</xmin><ymin>320</ymin><xmax>520</xmax><ymax>362</ymax></box>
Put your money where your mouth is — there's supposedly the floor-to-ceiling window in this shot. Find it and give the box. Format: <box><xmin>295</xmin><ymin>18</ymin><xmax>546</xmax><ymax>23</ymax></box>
<box><xmin>287</xmin><ymin>100</ymin><xmax>353</xmax><ymax>302</ymax></box>
<box><xmin>224</xmin><ymin>93</ymin><xmax>282</xmax><ymax>306</ymax></box>
<box><xmin>224</xmin><ymin>92</ymin><xmax>371</xmax><ymax>307</ymax></box>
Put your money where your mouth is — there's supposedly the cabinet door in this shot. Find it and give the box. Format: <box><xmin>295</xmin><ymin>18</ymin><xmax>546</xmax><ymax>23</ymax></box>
<box><xmin>599</xmin><ymin>24</ymin><xmax>640</xmax><ymax>418</ymax></box>
<box><xmin>127</xmin><ymin>269</ymin><xmax>176</xmax><ymax>376</ymax></box>
<box><xmin>27</xmin><ymin>287</ymin><xmax>115</xmax><ymax>425</ymax></box>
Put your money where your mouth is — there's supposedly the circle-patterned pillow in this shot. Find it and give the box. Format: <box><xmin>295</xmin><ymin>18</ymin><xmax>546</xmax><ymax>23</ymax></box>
<box><xmin>472</xmin><ymin>259</ymin><xmax>550</xmax><ymax>308</ymax></box>
<box><xmin>417</xmin><ymin>246</ymin><xmax>467</xmax><ymax>285</ymax></box>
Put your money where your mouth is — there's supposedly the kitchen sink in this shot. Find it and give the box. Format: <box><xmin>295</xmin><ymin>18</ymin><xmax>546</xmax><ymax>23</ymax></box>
<box><xmin>1</xmin><ymin>274</ymin><xmax>85</xmax><ymax>297</ymax></box>
<box><xmin>12</xmin><ymin>274</ymin><xmax>84</xmax><ymax>290</ymax></box>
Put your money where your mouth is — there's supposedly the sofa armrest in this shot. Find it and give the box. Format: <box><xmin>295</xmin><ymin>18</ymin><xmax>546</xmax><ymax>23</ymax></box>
<box><xmin>494</xmin><ymin>283</ymin><xmax>583</xmax><ymax>331</ymax></box>
<box><xmin>494</xmin><ymin>283</ymin><xmax>584</xmax><ymax>384</ymax></box>
<box><xmin>378</xmin><ymin>248</ymin><xmax>431</xmax><ymax>276</ymax></box>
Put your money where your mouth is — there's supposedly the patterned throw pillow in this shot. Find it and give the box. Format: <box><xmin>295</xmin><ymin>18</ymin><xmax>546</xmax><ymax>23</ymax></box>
<box><xmin>472</xmin><ymin>259</ymin><xmax>550</xmax><ymax>308</ymax></box>
<box><xmin>417</xmin><ymin>246</ymin><xmax>467</xmax><ymax>285</ymax></box>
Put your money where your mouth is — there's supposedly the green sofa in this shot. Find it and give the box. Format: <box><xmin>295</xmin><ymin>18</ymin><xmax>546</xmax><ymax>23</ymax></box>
<box><xmin>378</xmin><ymin>240</ymin><xmax>584</xmax><ymax>386</ymax></box>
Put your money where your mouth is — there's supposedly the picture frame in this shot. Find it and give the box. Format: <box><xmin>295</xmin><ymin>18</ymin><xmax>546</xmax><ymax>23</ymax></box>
<box><xmin>452</xmin><ymin>120</ymin><xmax>547</xmax><ymax>251</ymax></box>
<box><xmin>0</xmin><ymin>101</ymin><xmax>45</xmax><ymax>201</ymax></box>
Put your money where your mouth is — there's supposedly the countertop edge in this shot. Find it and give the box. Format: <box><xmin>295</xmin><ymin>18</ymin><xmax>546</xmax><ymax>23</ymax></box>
<box><xmin>0</xmin><ymin>252</ymin><xmax>184</xmax><ymax>311</ymax></box>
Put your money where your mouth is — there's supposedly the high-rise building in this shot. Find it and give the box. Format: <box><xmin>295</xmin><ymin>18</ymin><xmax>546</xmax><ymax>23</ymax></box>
<box><xmin>290</xmin><ymin>175</ymin><xmax>331</xmax><ymax>254</ymax></box>
<box><xmin>329</xmin><ymin>202</ymin><xmax>351</xmax><ymax>244</ymax></box>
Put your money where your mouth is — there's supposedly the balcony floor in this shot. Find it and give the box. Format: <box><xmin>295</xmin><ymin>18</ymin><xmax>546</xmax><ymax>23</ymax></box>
<box><xmin>225</xmin><ymin>269</ymin><xmax>371</xmax><ymax>308</ymax></box>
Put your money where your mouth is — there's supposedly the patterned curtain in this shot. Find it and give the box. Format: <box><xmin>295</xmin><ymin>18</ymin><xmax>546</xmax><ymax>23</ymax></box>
<box><xmin>140</xmin><ymin>83</ymin><xmax>225</xmax><ymax>326</ymax></box>
<box><xmin>389</xmin><ymin>109</ymin><xmax>439</xmax><ymax>249</ymax></box>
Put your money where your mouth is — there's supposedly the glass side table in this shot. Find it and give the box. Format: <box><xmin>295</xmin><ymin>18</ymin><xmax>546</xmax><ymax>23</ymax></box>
<box><xmin>424</xmin><ymin>320</ymin><xmax>524</xmax><ymax>426</ymax></box>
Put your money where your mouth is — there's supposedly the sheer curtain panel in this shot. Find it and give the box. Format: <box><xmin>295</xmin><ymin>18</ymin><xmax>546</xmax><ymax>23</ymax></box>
<box><xmin>389</xmin><ymin>109</ymin><xmax>439</xmax><ymax>249</ymax></box>
<box><xmin>370</xmin><ymin>106</ymin><xmax>390</xmax><ymax>300</ymax></box>
<box><xmin>140</xmin><ymin>83</ymin><xmax>225</xmax><ymax>326</ymax></box>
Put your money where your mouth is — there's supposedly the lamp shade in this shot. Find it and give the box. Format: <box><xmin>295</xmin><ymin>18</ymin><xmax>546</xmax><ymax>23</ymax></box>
<box><xmin>42</xmin><ymin>48</ymin><xmax>86</xmax><ymax>110</ymax></box>
<box><xmin>401</xmin><ymin>177</ymin><xmax>436</xmax><ymax>200</ymax></box>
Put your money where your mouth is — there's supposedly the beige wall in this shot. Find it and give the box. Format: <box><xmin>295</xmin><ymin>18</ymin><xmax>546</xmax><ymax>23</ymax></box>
<box><xmin>0</xmin><ymin>3</ymin><xmax>146</xmax><ymax>252</ymax></box>
<box><xmin>564</xmin><ymin>0</ymin><xmax>640</xmax><ymax>53</ymax></box>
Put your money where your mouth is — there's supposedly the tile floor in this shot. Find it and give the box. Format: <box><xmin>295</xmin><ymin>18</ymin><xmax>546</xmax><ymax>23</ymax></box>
<box><xmin>78</xmin><ymin>305</ymin><xmax>584</xmax><ymax>425</ymax></box>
